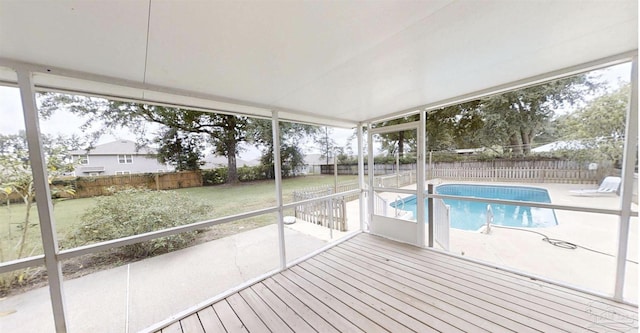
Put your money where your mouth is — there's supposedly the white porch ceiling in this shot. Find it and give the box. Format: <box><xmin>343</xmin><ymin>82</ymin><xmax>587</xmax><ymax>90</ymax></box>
<box><xmin>0</xmin><ymin>0</ymin><xmax>637</xmax><ymax>127</ymax></box>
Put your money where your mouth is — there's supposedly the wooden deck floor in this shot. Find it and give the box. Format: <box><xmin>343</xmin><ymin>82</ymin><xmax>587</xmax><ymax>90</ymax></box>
<box><xmin>156</xmin><ymin>233</ymin><xmax>638</xmax><ymax>333</ymax></box>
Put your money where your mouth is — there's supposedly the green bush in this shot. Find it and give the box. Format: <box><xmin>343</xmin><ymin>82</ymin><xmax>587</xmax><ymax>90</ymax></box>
<box><xmin>203</xmin><ymin>166</ymin><xmax>271</xmax><ymax>184</ymax></box>
<box><xmin>238</xmin><ymin>165</ymin><xmax>268</xmax><ymax>182</ymax></box>
<box><xmin>202</xmin><ymin>168</ymin><xmax>228</xmax><ymax>185</ymax></box>
<box><xmin>68</xmin><ymin>188</ymin><xmax>211</xmax><ymax>259</ymax></box>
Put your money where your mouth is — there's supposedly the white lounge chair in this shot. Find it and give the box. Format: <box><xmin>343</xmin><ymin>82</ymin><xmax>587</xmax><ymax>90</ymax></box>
<box><xmin>570</xmin><ymin>176</ymin><xmax>621</xmax><ymax>196</ymax></box>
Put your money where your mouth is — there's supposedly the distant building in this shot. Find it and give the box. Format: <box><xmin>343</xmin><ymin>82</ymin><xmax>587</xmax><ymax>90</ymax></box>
<box><xmin>531</xmin><ymin>140</ymin><xmax>586</xmax><ymax>153</ymax></box>
<box><xmin>454</xmin><ymin>148</ymin><xmax>485</xmax><ymax>155</ymax></box>
<box><xmin>69</xmin><ymin>140</ymin><xmax>174</xmax><ymax>176</ymax></box>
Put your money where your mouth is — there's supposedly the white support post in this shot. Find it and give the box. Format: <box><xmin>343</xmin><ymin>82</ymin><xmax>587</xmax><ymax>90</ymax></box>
<box><xmin>417</xmin><ymin>110</ymin><xmax>426</xmax><ymax>247</ymax></box>
<box><xmin>367</xmin><ymin>124</ymin><xmax>374</xmax><ymax>229</ymax></box>
<box><xmin>272</xmin><ymin>111</ymin><xmax>286</xmax><ymax>270</ymax></box>
<box><xmin>357</xmin><ymin>124</ymin><xmax>366</xmax><ymax>231</ymax></box>
<box><xmin>395</xmin><ymin>152</ymin><xmax>400</xmax><ymax>187</ymax></box>
<box><xmin>614</xmin><ymin>56</ymin><xmax>638</xmax><ymax>301</ymax></box>
<box><xmin>17</xmin><ymin>70</ymin><xmax>68</xmax><ymax>332</ymax></box>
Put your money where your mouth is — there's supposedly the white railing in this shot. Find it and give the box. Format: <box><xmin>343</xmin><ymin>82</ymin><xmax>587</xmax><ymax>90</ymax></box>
<box><xmin>373</xmin><ymin>192</ymin><xmax>388</xmax><ymax>216</ymax></box>
<box><xmin>433</xmin><ymin>198</ymin><xmax>450</xmax><ymax>251</ymax></box>
<box><xmin>373</xmin><ymin>170</ymin><xmax>416</xmax><ymax>188</ymax></box>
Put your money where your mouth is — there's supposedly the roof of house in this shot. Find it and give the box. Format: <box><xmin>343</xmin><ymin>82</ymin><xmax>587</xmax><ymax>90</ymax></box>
<box><xmin>531</xmin><ymin>140</ymin><xmax>587</xmax><ymax>153</ymax></box>
<box><xmin>70</xmin><ymin>140</ymin><xmax>156</xmax><ymax>155</ymax></box>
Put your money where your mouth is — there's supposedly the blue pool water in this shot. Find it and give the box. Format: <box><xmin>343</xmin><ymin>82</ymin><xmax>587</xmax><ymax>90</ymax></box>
<box><xmin>390</xmin><ymin>184</ymin><xmax>558</xmax><ymax>231</ymax></box>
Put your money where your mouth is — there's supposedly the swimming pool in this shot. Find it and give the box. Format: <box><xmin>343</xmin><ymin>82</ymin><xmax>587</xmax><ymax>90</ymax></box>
<box><xmin>390</xmin><ymin>184</ymin><xmax>558</xmax><ymax>231</ymax></box>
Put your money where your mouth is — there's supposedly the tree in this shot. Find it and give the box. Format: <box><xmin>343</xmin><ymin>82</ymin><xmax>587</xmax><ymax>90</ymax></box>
<box><xmin>155</xmin><ymin>128</ymin><xmax>204</xmax><ymax>171</ymax></box>
<box><xmin>315</xmin><ymin>127</ymin><xmax>342</xmax><ymax>164</ymax></box>
<box><xmin>373</xmin><ymin>115</ymin><xmax>419</xmax><ymax>157</ymax></box>
<box><xmin>474</xmin><ymin>75</ymin><xmax>595</xmax><ymax>156</ymax></box>
<box><xmin>248</xmin><ymin>120</ymin><xmax>319</xmax><ymax>177</ymax></box>
<box><xmin>0</xmin><ymin>133</ymin><xmax>75</xmax><ymax>260</ymax></box>
<box><xmin>373</xmin><ymin>105</ymin><xmax>480</xmax><ymax>156</ymax></box>
<box><xmin>557</xmin><ymin>83</ymin><xmax>630</xmax><ymax>164</ymax></box>
<box><xmin>38</xmin><ymin>94</ymin><xmax>248</xmax><ymax>183</ymax></box>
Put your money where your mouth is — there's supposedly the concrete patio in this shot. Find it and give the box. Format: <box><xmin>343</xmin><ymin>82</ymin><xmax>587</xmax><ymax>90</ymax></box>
<box><xmin>0</xmin><ymin>225</ymin><xmax>338</xmax><ymax>333</ymax></box>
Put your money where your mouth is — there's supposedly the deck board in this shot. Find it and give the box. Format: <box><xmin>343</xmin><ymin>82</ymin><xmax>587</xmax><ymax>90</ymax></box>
<box><xmin>340</xmin><ymin>241</ymin><xmax>600</xmax><ymax>332</ymax></box>
<box><xmin>197</xmin><ymin>307</ymin><xmax>227</xmax><ymax>333</ymax></box>
<box><xmin>250</xmin><ymin>282</ymin><xmax>317</xmax><ymax>332</ymax></box>
<box><xmin>298</xmin><ymin>260</ymin><xmax>440</xmax><ymax>333</ymax></box>
<box><xmin>271</xmin><ymin>274</ymin><xmax>364</xmax><ymax>333</ymax></box>
<box><xmin>334</xmin><ymin>244</ymin><xmax>534</xmax><ymax>332</ymax></box>
<box><xmin>213</xmin><ymin>300</ymin><xmax>248</xmax><ymax>333</ymax></box>
<box><xmin>353</xmin><ymin>235</ymin><xmax>640</xmax><ymax>331</ymax></box>
<box><xmin>289</xmin><ymin>265</ymin><xmax>413</xmax><ymax>333</ymax></box>
<box><xmin>226</xmin><ymin>293</ymin><xmax>270</xmax><ymax>332</ymax></box>
<box><xmin>179</xmin><ymin>314</ymin><xmax>205</xmax><ymax>333</ymax></box>
<box><xmin>238</xmin><ymin>287</ymin><xmax>293</xmax><ymax>333</ymax></box>
<box><xmin>355</xmin><ymin>235</ymin><xmax>638</xmax><ymax>320</ymax></box>
<box><xmin>350</xmin><ymin>236</ymin><xmax>635</xmax><ymax>332</ymax></box>
<box><xmin>309</xmin><ymin>254</ymin><xmax>476</xmax><ymax>332</ymax></box>
<box><xmin>159</xmin><ymin>233</ymin><xmax>638</xmax><ymax>333</ymax></box>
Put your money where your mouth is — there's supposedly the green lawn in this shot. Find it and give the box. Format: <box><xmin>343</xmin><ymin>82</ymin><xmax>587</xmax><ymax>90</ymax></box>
<box><xmin>0</xmin><ymin>174</ymin><xmax>358</xmax><ymax>263</ymax></box>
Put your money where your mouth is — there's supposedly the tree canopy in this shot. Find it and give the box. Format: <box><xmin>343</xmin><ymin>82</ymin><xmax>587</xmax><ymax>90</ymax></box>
<box><xmin>248</xmin><ymin>120</ymin><xmax>319</xmax><ymax>177</ymax></box>
<box><xmin>556</xmin><ymin>83</ymin><xmax>630</xmax><ymax>164</ymax></box>
<box><xmin>373</xmin><ymin>74</ymin><xmax>596</xmax><ymax>157</ymax></box>
<box><xmin>38</xmin><ymin>93</ymin><xmax>248</xmax><ymax>183</ymax></box>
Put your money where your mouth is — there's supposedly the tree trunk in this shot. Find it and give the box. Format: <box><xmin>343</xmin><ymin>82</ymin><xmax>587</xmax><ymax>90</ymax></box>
<box><xmin>509</xmin><ymin>133</ymin><xmax>523</xmax><ymax>156</ymax></box>
<box><xmin>17</xmin><ymin>197</ymin><xmax>32</xmax><ymax>259</ymax></box>
<box><xmin>226</xmin><ymin>143</ymin><xmax>239</xmax><ymax>184</ymax></box>
<box><xmin>398</xmin><ymin>131</ymin><xmax>405</xmax><ymax>157</ymax></box>
<box><xmin>520</xmin><ymin>129</ymin><xmax>533</xmax><ymax>155</ymax></box>
<box><xmin>224</xmin><ymin>115</ymin><xmax>240</xmax><ymax>184</ymax></box>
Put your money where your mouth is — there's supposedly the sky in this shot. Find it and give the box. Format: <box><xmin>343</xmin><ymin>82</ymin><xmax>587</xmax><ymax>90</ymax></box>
<box><xmin>0</xmin><ymin>62</ymin><xmax>632</xmax><ymax>160</ymax></box>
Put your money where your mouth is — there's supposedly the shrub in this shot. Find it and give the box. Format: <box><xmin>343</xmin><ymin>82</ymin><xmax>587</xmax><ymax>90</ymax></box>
<box><xmin>203</xmin><ymin>166</ymin><xmax>271</xmax><ymax>184</ymax></box>
<box><xmin>238</xmin><ymin>165</ymin><xmax>267</xmax><ymax>182</ymax></box>
<box><xmin>68</xmin><ymin>188</ymin><xmax>211</xmax><ymax>259</ymax></box>
<box><xmin>202</xmin><ymin>168</ymin><xmax>228</xmax><ymax>185</ymax></box>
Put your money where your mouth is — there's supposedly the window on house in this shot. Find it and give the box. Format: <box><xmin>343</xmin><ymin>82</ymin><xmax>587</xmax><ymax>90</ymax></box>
<box><xmin>115</xmin><ymin>171</ymin><xmax>131</xmax><ymax>175</ymax></box>
<box><xmin>118</xmin><ymin>154</ymin><xmax>133</xmax><ymax>164</ymax></box>
<box><xmin>77</xmin><ymin>155</ymin><xmax>89</xmax><ymax>165</ymax></box>
<box><xmin>88</xmin><ymin>172</ymin><xmax>99</xmax><ymax>177</ymax></box>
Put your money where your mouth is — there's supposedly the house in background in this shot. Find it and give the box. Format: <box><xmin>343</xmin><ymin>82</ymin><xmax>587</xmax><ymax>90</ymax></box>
<box><xmin>531</xmin><ymin>140</ymin><xmax>587</xmax><ymax>153</ymax></box>
<box><xmin>69</xmin><ymin>140</ymin><xmax>174</xmax><ymax>176</ymax></box>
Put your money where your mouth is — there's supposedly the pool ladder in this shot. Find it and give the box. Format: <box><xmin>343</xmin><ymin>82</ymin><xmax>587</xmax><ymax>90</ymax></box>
<box><xmin>485</xmin><ymin>204</ymin><xmax>494</xmax><ymax>234</ymax></box>
<box><xmin>395</xmin><ymin>195</ymin><xmax>405</xmax><ymax>217</ymax></box>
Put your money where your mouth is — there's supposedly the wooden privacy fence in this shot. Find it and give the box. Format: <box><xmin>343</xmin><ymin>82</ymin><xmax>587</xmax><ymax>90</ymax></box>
<box><xmin>321</xmin><ymin>159</ymin><xmax>609</xmax><ymax>184</ymax></box>
<box><xmin>428</xmin><ymin>160</ymin><xmax>609</xmax><ymax>184</ymax></box>
<box><xmin>430</xmin><ymin>167</ymin><xmax>598</xmax><ymax>184</ymax></box>
<box><xmin>292</xmin><ymin>184</ymin><xmax>358</xmax><ymax>231</ymax></box>
<box><xmin>51</xmin><ymin>171</ymin><xmax>203</xmax><ymax>199</ymax></box>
